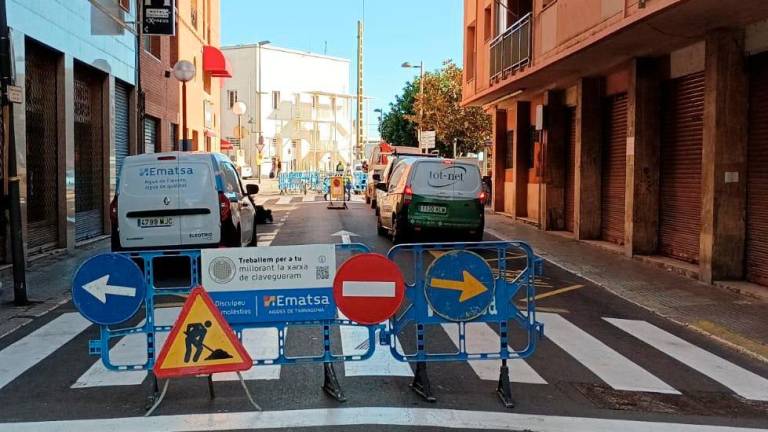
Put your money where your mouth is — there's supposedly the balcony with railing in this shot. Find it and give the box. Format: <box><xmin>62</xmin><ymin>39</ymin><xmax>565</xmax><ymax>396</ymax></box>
<box><xmin>489</xmin><ymin>13</ymin><xmax>532</xmax><ymax>83</ymax></box>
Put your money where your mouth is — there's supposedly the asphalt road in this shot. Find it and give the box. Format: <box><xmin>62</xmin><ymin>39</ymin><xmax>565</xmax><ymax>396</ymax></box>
<box><xmin>0</xmin><ymin>194</ymin><xmax>766</xmax><ymax>431</ymax></box>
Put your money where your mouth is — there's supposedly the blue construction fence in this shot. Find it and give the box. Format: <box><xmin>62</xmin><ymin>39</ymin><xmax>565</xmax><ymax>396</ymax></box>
<box><xmin>278</xmin><ymin>171</ymin><xmax>367</xmax><ymax>194</ymax></box>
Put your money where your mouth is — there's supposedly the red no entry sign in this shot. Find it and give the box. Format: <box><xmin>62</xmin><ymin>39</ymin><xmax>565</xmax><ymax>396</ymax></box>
<box><xmin>333</xmin><ymin>253</ymin><xmax>405</xmax><ymax>325</ymax></box>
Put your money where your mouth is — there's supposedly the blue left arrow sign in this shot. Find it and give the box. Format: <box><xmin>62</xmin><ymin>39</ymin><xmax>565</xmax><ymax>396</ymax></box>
<box><xmin>72</xmin><ymin>253</ymin><xmax>146</xmax><ymax>325</ymax></box>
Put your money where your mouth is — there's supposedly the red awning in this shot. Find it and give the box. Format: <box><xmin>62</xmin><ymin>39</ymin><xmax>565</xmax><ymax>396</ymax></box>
<box><xmin>203</xmin><ymin>45</ymin><xmax>232</xmax><ymax>78</ymax></box>
<box><xmin>220</xmin><ymin>139</ymin><xmax>233</xmax><ymax>150</ymax></box>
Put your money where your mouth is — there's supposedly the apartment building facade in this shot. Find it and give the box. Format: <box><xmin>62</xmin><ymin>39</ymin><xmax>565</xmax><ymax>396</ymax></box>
<box><xmin>462</xmin><ymin>0</ymin><xmax>768</xmax><ymax>288</ymax></box>
<box><xmin>5</xmin><ymin>0</ymin><xmax>138</xmax><ymax>259</ymax></box>
<box><xmin>221</xmin><ymin>45</ymin><xmax>353</xmax><ymax>175</ymax></box>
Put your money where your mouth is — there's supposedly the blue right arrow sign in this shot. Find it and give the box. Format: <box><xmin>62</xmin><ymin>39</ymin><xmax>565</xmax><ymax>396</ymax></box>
<box><xmin>424</xmin><ymin>250</ymin><xmax>495</xmax><ymax>321</ymax></box>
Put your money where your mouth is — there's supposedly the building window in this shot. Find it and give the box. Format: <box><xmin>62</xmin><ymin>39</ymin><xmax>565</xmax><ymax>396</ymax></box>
<box><xmin>466</xmin><ymin>25</ymin><xmax>476</xmax><ymax>81</ymax></box>
<box><xmin>312</xmin><ymin>95</ymin><xmax>319</xmax><ymax>108</ymax></box>
<box><xmin>228</xmin><ymin>90</ymin><xmax>238</xmax><ymax>108</ymax></box>
<box><xmin>484</xmin><ymin>7</ymin><xmax>492</xmax><ymax>40</ymax></box>
<box><xmin>143</xmin><ymin>35</ymin><xmax>161</xmax><ymax>59</ymax></box>
<box><xmin>118</xmin><ymin>0</ymin><xmax>130</xmax><ymax>12</ymax></box>
<box><xmin>505</xmin><ymin>131</ymin><xmax>514</xmax><ymax>168</ymax></box>
<box><xmin>204</xmin><ymin>72</ymin><xmax>211</xmax><ymax>94</ymax></box>
<box><xmin>272</xmin><ymin>91</ymin><xmax>280</xmax><ymax>109</ymax></box>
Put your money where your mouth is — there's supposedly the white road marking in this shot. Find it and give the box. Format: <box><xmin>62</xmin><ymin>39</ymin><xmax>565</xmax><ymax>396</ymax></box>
<box><xmin>342</xmin><ymin>281</ymin><xmax>396</xmax><ymax>297</ymax></box>
<box><xmin>442</xmin><ymin>323</ymin><xmax>547</xmax><ymax>384</ymax></box>
<box><xmin>252</xmin><ymin>196</ymin><xmax>272</xmax><ymax>206</ymax></box>
<box><xmin>214</xmin><ymin>328</ymin><xmax>280</xmax><ymax>381</ymax></box>
<box><xmin>0</xmin><ymin>313</ymin><xmax>91</xmax><ymax>389</ymax></box>
<box><xmin>1</xmin><ymin>407</ymin><xmax>763</xmax><ymax>432</ymax></box>
<box><xmin>276</xmin><ymin>196</ymin><xmax>294</xmax><ymax>205</ymax></box>
<box><xmin>538</xmin><ymin>313</ymin><xmax>679</xmax><ymax>394</ymax></box>
<box><xmin>339</xmin><ymin>312</ymin><xmax>412</xmax><ymax>377</ymax></box>
<box><xmin>605</xmin><ymin>318</ymin><xmax>768</xmax><ymax>401</ymax></box>
<box><xmin>72</xmin><ymin>308</ymin><xmax>179</xmax><ymax>388</ymax></box>
<box><xmin>302</xmin><ymin>194</ymin><xmax>316</xmax><ymax>202</ymax></box>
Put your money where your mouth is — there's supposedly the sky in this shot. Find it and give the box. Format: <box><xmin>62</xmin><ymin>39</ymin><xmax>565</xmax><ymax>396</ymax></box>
<box><xmin>221</xmin><ymin>0</ymin><xmax>463</xmax><ymax>139</ymax></box>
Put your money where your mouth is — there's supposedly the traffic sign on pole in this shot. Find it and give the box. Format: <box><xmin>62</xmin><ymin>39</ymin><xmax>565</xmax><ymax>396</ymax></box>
<box><xmin>333</xmin><ymin>253</ymin><xmax>404</xmax><ymax>324</ymax></box>
<box><xmin>154</xmin><ymin>287</ymin><xmax>252</xmax><ymax>379</ymax></box>
<box><xmin>424</xmin><ymin>250</ymin><xmax>494</xmax><ymax>321</ymax></box>
<box><xmin>71</xmin><ymin>253</ymin><xmax>146</xmax><ymax>325</ymax></box>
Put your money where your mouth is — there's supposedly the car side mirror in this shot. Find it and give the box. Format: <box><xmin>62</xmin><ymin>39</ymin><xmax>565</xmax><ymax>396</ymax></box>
<box><xmin>376</xmin><ymin>182</ymin><xmax>388</xmax><ymax>192</ymax></box>
<box><xmin>246</xmin><ymin>184</ymin><xmax>259</xmax><ymax>195</ymax></box>
<box><xmin>372</xmin><ymin>173</ymin><xmax>381</xmax><ymax>182</ymax></box>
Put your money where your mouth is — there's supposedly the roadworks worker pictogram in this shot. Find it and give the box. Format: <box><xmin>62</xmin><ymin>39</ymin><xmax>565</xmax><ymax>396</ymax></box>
<box><xmin>154</xmin><ymin>287</ymin><xmax>252</xmax><ymax>379</ymax></box>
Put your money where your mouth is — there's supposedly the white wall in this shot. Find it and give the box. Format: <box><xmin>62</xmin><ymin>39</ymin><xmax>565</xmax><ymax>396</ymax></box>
<box><xmin>221</xmin><ymin>44</ymin><xmax>352</xmax><ymax>174</ymax></box>
<box><xmin>8</xmin><ymin>0</ymin><xmax>136</xmax><ymax>84</ymax></box>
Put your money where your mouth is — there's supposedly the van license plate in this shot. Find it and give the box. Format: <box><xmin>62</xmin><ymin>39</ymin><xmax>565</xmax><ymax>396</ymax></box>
<box><xmin>138</xmin><ymin>217</ymin><xmax>174</xmax><ymax>228</ymax></box>
<box><xmin>419</xmin><ymin>205</ymin><xmax>447</xmax><ymax>215</ymax></box>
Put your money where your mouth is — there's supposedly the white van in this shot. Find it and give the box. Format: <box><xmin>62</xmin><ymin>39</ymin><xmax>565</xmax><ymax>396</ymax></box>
<box><xmin>111</xmin><ymin>152</ymin><xmax>258</xmax><ymax>250</ymax></box>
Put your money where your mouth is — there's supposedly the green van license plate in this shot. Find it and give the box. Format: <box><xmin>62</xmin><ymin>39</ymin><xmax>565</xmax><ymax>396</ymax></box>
<box><xmin>418</xmin><ymin>204</ymin><xmax>447</xmax><ymax>215</ymax></box>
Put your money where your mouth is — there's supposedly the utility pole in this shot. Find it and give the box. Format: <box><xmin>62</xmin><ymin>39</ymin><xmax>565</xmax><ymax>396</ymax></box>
<box><xmin>355</xmin><ymin>20</ymin><xmax>364</xmax><ymax>162</ymax></box>
<box><xmin>0</xmin><ymin>0</ymin><xmax>28</xmax><ymax>305</ymax></box>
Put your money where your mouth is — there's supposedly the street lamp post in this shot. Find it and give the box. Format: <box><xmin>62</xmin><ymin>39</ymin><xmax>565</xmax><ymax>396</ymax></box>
<box><xmin>173</xmin><ymin>60</ymin><xmax>196</xmax><ymax>151</ymax></box>
<box><xmin>401</xmin><ymin>61</ymin><xmax>424</xmax><ymax>152</ymax></box>
<box><xmin>373</xmin><ymin>108</ymin><xmax>383</xmax><ymax>132</ymax></box>
<box><xmin>256</xmin><ymin>40</ymin><xmax>270</xmax><ymax>179</ymax></box>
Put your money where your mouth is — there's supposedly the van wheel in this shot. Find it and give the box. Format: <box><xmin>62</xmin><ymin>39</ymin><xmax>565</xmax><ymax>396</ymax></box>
<box><xmin>391</xmin><ymin>214</ymin><xmax>409</xmax><ymax>244</ymax></box>
<box><xmin>110</xmin><ymin>227</ymin><xmax>121</xmax><ymax>251</ymax></box>
<box><xmin>377</xmin><ymin>216</ymin><xmax>387</xmax><ymax>236</ymax></box>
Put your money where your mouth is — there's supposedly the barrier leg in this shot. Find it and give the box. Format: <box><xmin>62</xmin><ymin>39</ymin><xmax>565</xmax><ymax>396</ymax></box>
<box><xmin>497</xmin><ymin>359</ymin><xmax>515</xmax><ymax>408</ymax></box>
<box><xmin>322</xmin><ymin>363</ymin><xmax>347</xmax><ymax>402</ymax></box>
<box><xmin>411</xmin><ymin>361</ymin><xmax>436</xmax><ymax>402</ymax></box>
<box><xmin>144</xmin><ymin>379</ymin><xmax>170</xmax><ymax>417</ymax></box>
<box><xmin>145</xmin><ymin>372</ymin><xmax>161</xmax><ymax>410</ymax></box>
<box><xmin>207</xmin><ymin>374</ymin><xmax>216</xmax><ymax>399</ymax></box>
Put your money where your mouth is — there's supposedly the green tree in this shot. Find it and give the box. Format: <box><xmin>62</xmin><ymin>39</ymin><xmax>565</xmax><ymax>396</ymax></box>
<box><xmin>411</xmin><ymin>61</ymin><xmax>491</xmax><ymax>156</ymax></box>
<box><xmin>379</xmin><ymin>80</ymin><xmax>419</xmax><ymax>147</ymax></box>
<box><xmin>379</xmin><ymin>61</ymin><xmax>491</xmax><ymax>156</ymax></box>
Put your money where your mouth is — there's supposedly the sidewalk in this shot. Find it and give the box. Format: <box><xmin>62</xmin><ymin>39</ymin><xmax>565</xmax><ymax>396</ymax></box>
<box><xmin>0</xmin><ymin>239</ymin><xmax>109</xmax><ymax>338</ymax></box>
<box><xmin>486</xmin><ymin>212</ymin><xmax>768</xmax><ymax>363</ymax></box>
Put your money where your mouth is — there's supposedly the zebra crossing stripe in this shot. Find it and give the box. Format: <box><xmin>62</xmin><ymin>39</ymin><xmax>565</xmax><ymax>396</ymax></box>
<box><xmin>71</xmin><ymin>308</ymin><xmax>178</xmax><ymax>388</ymax></box>
<box><xmin>538</xmin><ymin>313</ymin><xmax>679</xmax><ymax>394</ymax></box>
<box><xmin>605</xmin><ymin>318</ymin><xmax>768</xmax><ymax>401</ymax></box>
<box><xmin>213</xmin><ymin>328</ymin><xmax>280</xmax><ymax>381</ymax></box>
<box><xmin>302</xmin><ymin>194</ymin><xmax>316</xmax><ymax>202</ymax></box>
<box><xmin>338</xmin><ymin>311</ymin><xmax>413</xmax><ymax>377</ymax></box>
<box><xmin>0</xmin><ymin>313</ymin><xmax>91</xmax><ymax>390</ymax></box>
<box><xmin>442</xmin><ymin>323</ymin><xmax>547</xmax><ymax>384</ymax></box>
<box><xmin>276</xmin><ymin>196</ymin><xmax>294</xmax><ymax>205</ymax></box>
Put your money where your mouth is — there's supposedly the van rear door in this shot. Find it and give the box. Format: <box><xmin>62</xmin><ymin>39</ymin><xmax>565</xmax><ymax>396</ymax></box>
<box><xmin>178</xmin><ymin>155</ymin><xmax>220</xmax><ymax>246</ymax></box>
<box><xmin>118</xmin><ymin>155</ymin><xmax>183</xmax><ymax>248</ymax></box>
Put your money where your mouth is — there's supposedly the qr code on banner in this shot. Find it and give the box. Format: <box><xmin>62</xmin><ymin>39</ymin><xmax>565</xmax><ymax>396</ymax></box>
<box><xmin>316</xmin><ymin>265</ymin><xmax>330</xmax><ymax>280</ymax></box>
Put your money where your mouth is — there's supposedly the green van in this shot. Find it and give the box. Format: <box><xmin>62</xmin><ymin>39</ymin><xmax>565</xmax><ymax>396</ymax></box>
<box><xmin>376</xmin><ymin>158</ymin><xmax>486</xmax><ymax>243</ymax></box>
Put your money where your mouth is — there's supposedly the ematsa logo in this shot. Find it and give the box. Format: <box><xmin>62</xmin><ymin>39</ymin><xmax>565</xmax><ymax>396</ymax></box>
<box><xmin>427</xmin><ymin>165</ymin><xmax>468</xmax><ymax>188</ymax></box>
<box><xmin>263</xmin><ymin>294</ymin><xmax>331</xmax><ymax>308</ymax></box>
<box><xmin>139</xmin><ymin>166</ymin><xmax>194</xmax><ymax>176</ymax></box>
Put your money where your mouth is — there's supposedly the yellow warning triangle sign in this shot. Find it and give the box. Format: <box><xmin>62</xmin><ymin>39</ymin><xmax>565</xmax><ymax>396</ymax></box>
<box><xmin>154</xmin><ymin>287</ymin><xmax>252</xmax><ymax>379</ymax></box>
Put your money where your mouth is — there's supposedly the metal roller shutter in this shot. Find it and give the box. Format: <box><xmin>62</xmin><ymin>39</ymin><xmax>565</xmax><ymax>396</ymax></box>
<box><xmin>659</xmin><ymin>72</ymin><xmax>704</xmax><ymax>263</ymax></box>
<box><xmin>74</xmin><ymin>64</ymin><xmax>105</xmax><ymax>242</ymax></box>
<box><xmin>601</xmin><ymin>93</ymin><xmax>628</xmax><ymax>245</ymax></box>
<box><xmin>144</xmin><ymin>116</ymin><xmax>158</xmax><ymax>153</ymax></box>
<box><xmin>25</xmin><ymin>41</ymin><xmax>59</xmax><ymax>252</ymax></box>
<box><xmin>565</xmin><ymin>108</ymin><xmax>576</xmax><ymax>233</ymax></box>
<box><xmin>747</xmin><ymin>55</ymin><xmax>768</xmax><ymax>286</ymax></box>
<box><xmin>114</xmin><ymin>80</ymin><xmax>130</xmax><ymax>178</ymax></box>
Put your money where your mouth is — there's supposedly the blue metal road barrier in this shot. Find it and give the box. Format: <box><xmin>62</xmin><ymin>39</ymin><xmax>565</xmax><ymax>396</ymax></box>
<box><xmin>75</xmin><ymin>240</ymin><xmax>545</xmax><ymax>408</ymax></box>
<box><xmin>278</xmin><ymin>171</ymin><xmax>324</xmax><ymax>194</ymax></box>
<box><xmin>87</xmin><ymin>243</ymin><xmax>381</xmax><ymax>376</ymax></box>
<box><xmin>384</xmin><ymin>241</ymin><xmax>544</xmax><ymax>406</ymax></box>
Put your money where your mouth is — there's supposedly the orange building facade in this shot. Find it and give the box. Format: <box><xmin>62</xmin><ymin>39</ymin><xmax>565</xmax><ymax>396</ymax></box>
<box><xmin>462</xmin><ymin>0</ymin><xmax>768</xmax><ymax>288</ymax></box>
